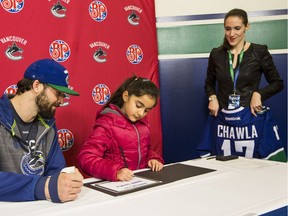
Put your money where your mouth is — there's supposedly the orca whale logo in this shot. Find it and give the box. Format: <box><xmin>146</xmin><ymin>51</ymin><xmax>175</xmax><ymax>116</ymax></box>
<box><xmin>5</xmin><ymin>43</ymin><xmax>23</xmax><ymax>61</ymax></box>
<box><xmin>128</xmin><ymin>11</ymin><xmax>139</xmax><ymax>25</ymax></box>
<box><xmin>93</xmin><ymin>48</ymin><xmax>107</xmax><ymax>63</ymax></box>
<box><xmin>21</xmin><ymin>142</ymin><xmax>44</xmax><ymax>175</ymax></box>
<box><xmin>51</xmin><ymin>1</ymin><xmax>66</xmax><ymax>18</ymax></box>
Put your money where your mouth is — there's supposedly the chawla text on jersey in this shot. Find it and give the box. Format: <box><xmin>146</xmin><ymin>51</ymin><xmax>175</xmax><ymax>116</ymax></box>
<box><xmin>217</xmin><ymin>125</ymin><xmax>258</xmax><ymax>139</ymax></box>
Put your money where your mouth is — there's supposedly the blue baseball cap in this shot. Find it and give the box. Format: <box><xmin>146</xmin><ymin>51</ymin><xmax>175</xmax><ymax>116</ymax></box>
<box><xmin>24</xmin><ymin>59</ymin><xmax>79</xmax><ymax>96</ymax></box>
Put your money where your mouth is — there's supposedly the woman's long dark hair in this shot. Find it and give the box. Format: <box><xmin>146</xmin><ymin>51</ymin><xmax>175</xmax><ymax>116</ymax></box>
<box><xmin>104</xmin><ymin>75</ymin><xmax>159</xmax><ymax>108</ymax></box>
<box><xmin>222</xmin><ymin>8</ymin><xmax>249</xmax><ymax>50</ymax></box>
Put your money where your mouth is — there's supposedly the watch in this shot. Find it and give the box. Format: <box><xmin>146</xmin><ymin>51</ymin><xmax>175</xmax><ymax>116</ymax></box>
<box><xmin>208</xmin><ymin>95</ymin><xmax>217</xmax><ymax>102</ymax></box>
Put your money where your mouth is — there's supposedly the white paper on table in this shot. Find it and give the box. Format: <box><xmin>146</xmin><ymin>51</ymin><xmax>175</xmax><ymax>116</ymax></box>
<box><xmin>90</xmin><ymin>176</ymin><xmax>162</xmax><ymax>193</ymax></box>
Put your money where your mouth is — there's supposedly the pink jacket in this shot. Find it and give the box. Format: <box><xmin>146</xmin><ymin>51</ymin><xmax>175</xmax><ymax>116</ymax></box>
<box><xmin>77</xmin><ymin>104</ymin><xmax>164</xmax><ymax>181</ymax></box>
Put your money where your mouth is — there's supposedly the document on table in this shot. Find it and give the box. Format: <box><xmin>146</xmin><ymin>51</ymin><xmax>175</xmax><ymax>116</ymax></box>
<box><xmin>84</xmin><ymin>163</ymin><xmax>216</xmax><ymax>196</ymax></box>
<box><xmin>85</xmin><ymin>176</ymin><xmax>162</xmax><ymax>195</ymax></box>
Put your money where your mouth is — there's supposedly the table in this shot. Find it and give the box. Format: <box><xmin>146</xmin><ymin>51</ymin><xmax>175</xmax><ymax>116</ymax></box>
<box><xmin>1</xmin><ymin>157</ymin><xmax>287</xmax><ymax>216</ymax></box>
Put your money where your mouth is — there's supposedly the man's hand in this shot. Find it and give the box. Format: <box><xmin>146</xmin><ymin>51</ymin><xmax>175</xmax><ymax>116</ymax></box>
<box><xmin>57</xmin><ymin>168</ymin><xmax>83</xmax><ymax>202</ymax></box>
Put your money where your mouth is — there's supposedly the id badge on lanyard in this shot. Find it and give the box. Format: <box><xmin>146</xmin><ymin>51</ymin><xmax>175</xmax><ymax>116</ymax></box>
<box><xmin>228</xmin><ymin>49</ymin><xmax>244</xmax><ymax>109</ymax></box>
<box><xmin>228</xmin><ymin>94</ymin><xmax>240</xmax><ymax>109</ymax></box>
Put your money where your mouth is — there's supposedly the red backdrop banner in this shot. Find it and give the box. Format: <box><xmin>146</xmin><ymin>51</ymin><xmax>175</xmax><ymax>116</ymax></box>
<box><xmin>0</xmin><ymin>0</ymin><xmax>162</xmax><ymax>173</ymax></box>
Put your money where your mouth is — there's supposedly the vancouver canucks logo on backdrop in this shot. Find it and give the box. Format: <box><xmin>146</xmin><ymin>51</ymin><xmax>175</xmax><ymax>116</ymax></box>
<box><xmin>5</xmin><ymin>43</ymin><xmax>23</xmax><ymax>60</ymax></box>
<box><xmin>58</xmin><ymin>129</ymin><xmax>74</xmax><ymax>151</ymax></box>
<box><xmin>128</xmin><ymin>11</ymin><xmax>140</xmax><ymax>25</ymax></box>
<box><xmin>89</xmin><ymin>41</ymin><xmax>110</xmax><ymax>63</ymax></box>
<box><xmin>94</xmin><ymin>48</ymin><xmax>106</xmax><ymax>63</ymax></box>
<box><xmin>0</xmin><ymin>36</ymin><xmax>27</xmax><ymax>61</ymax></box>
<box><xmin>89</xmin><ymin>1</ymin><xmax>107</xmax><ymax>22</ymax></box>
<box><xmin>51</xmin><ymin>1</ymin><xmax>66</xmax><ymax>18</ymax></box>
<box><xmin>21</xmin><ymin>141</ymin><xmax>44</xmax><ymax>175</ymax></box>
<box><xmin>124</xmin><ymin>5</ymin><xmax>142</xmax><ymax>26</ymax></box>
<box><xmin>49</xmin><ymin>39</ymin><xmax>71</xmax><ymax>62</ymax></box>
<box><xmin>0</xmin><ymin>0</ymin><xmax>24</xmax><ymax>13</ymax></box>
<box><xmin>92</xmin><ymin>83</ymin><xmax>111</xmax><ymax>105</ymax></box>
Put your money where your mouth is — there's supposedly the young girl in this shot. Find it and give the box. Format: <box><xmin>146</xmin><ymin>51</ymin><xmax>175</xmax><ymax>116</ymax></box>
<box><xmin>77</xmin><ymin>76</ymin><xmax>164</xmax><ymax>181</ymax></box>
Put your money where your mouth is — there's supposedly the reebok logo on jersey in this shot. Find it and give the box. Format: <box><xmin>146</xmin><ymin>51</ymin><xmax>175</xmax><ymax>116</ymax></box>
<box><xmin>225</xmin><ymin>117</ymin><xmax>241</xmax><ymax>121</ymax></box>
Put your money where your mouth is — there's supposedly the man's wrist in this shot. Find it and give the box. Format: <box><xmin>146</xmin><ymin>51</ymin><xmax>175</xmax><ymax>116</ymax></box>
<box><xmin>48</xmin><ymin>172</ymin><xmax>62</xmax><ymax>203</ymax></box>
<box><xmin>34</xmin><ymin>176</ymin><xmax>49</xmax><ymax>201</ymax></box>
<box><xmin>45</xmin><ymin>176</ymin><xmax>51</xmax><ymax>201</ymax></box>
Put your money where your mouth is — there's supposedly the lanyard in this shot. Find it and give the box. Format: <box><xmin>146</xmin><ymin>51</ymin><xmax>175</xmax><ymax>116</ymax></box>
<box><xmin>228</xmin><ymin>48</ymin><xmax>244</xmax><ymax>93</ymax></box>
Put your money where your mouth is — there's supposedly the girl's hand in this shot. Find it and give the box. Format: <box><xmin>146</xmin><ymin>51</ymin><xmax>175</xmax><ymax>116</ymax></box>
<box><xmin>148</xmin><ymin>159</ymin><xmax>164</xmax><ymax>171</ymax></box>
<box><xmin>250</xmin><ymin>92</ymin><xmax>262</xmax><ymax>116</ymax></box>
<box><xmin>116</xmin><ymin>168</ymin><xmax>134</xmax><ymax>181</ymax></box>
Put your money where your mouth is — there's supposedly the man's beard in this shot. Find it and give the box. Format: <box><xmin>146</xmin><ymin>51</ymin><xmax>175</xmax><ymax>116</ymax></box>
<box><xmin>36</xmin><ymin>91</ymin><xmax>59</xmax><ymax>119</ymax></box>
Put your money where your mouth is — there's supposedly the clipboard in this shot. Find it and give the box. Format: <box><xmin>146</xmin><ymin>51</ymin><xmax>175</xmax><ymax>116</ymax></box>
<box><xmin>84</xmin><ymin>163</ymin><xmax>216</xmax><ymax>196</ymax></box>
<box><xmin>135</xmin><ymin>163</ymin><xmax>216</xmax><ymax>184</ymax></box>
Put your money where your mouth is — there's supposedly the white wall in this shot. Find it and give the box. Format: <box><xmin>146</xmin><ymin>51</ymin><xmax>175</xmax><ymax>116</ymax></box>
<box><xmin>155</xmin><ymin>0</ymin><xmax>287</xmax><ymax>17</ymax></box>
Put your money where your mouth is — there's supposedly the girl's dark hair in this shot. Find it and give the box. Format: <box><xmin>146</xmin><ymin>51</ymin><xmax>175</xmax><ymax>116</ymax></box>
<box><xmin>104</xmin><ymin>75</ymin><xmax>159</xmax><ymax>108</ymax></box>
<box><xmin>15</xmin><ymin>78</ymin><xmax>35</xmax><ymax>95</ymax></box>
<box><xmin>222</xmin><ymin>8</ymin><xmax>249</xmax><ymax>50</ymax></box>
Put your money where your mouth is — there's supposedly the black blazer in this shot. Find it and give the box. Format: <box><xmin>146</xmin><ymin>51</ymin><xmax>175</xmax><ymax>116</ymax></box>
<box><xmin>204</xmin><ymin>43</ymin><xmax>284</xmax><ymax>109</ymax></box>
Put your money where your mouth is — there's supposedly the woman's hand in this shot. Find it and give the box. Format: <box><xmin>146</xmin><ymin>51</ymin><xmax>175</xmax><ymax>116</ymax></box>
<box><xmin>208</xmin><ymin>95</ymin><xmax>219</xmax><ymax>117</ymax></box>
<box><xmin>250</xmin><ymin>92</ymin><xmax>262</xmax><ymax>116</ymax></box>
<box><xmin>148</xmin><ymin>159</ymin><xmax>164</xmax><ymax>171</ymax></box>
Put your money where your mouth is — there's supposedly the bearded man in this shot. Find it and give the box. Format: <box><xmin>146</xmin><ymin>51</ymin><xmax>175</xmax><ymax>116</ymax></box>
<box><xmin>0</xmin><ymin>59</ymin><xmax>83</xmax><ymax>203</ymax></box>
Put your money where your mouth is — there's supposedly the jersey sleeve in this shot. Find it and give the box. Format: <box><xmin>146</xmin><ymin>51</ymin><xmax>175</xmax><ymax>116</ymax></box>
<box><xmin>197</xmin><ymin>115</ymin><xmax>216</xmax><ymax>157</ymax></box>
<box><xmin>0</xmin><ymin>171</ymin><xmax>41</xmax><ymax>201</ymax></box>
<box><xmin>258</xmin><ymin>111</ymin><xmax>287</xmax><ymax>162</ymax></box>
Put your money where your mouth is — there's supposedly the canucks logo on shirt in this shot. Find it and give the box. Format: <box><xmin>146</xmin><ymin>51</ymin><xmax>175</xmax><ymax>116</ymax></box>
<box><xmin>21</xmin><ymin>140</ymin><xmax>44</xmax><ymax>175</ymax></box>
